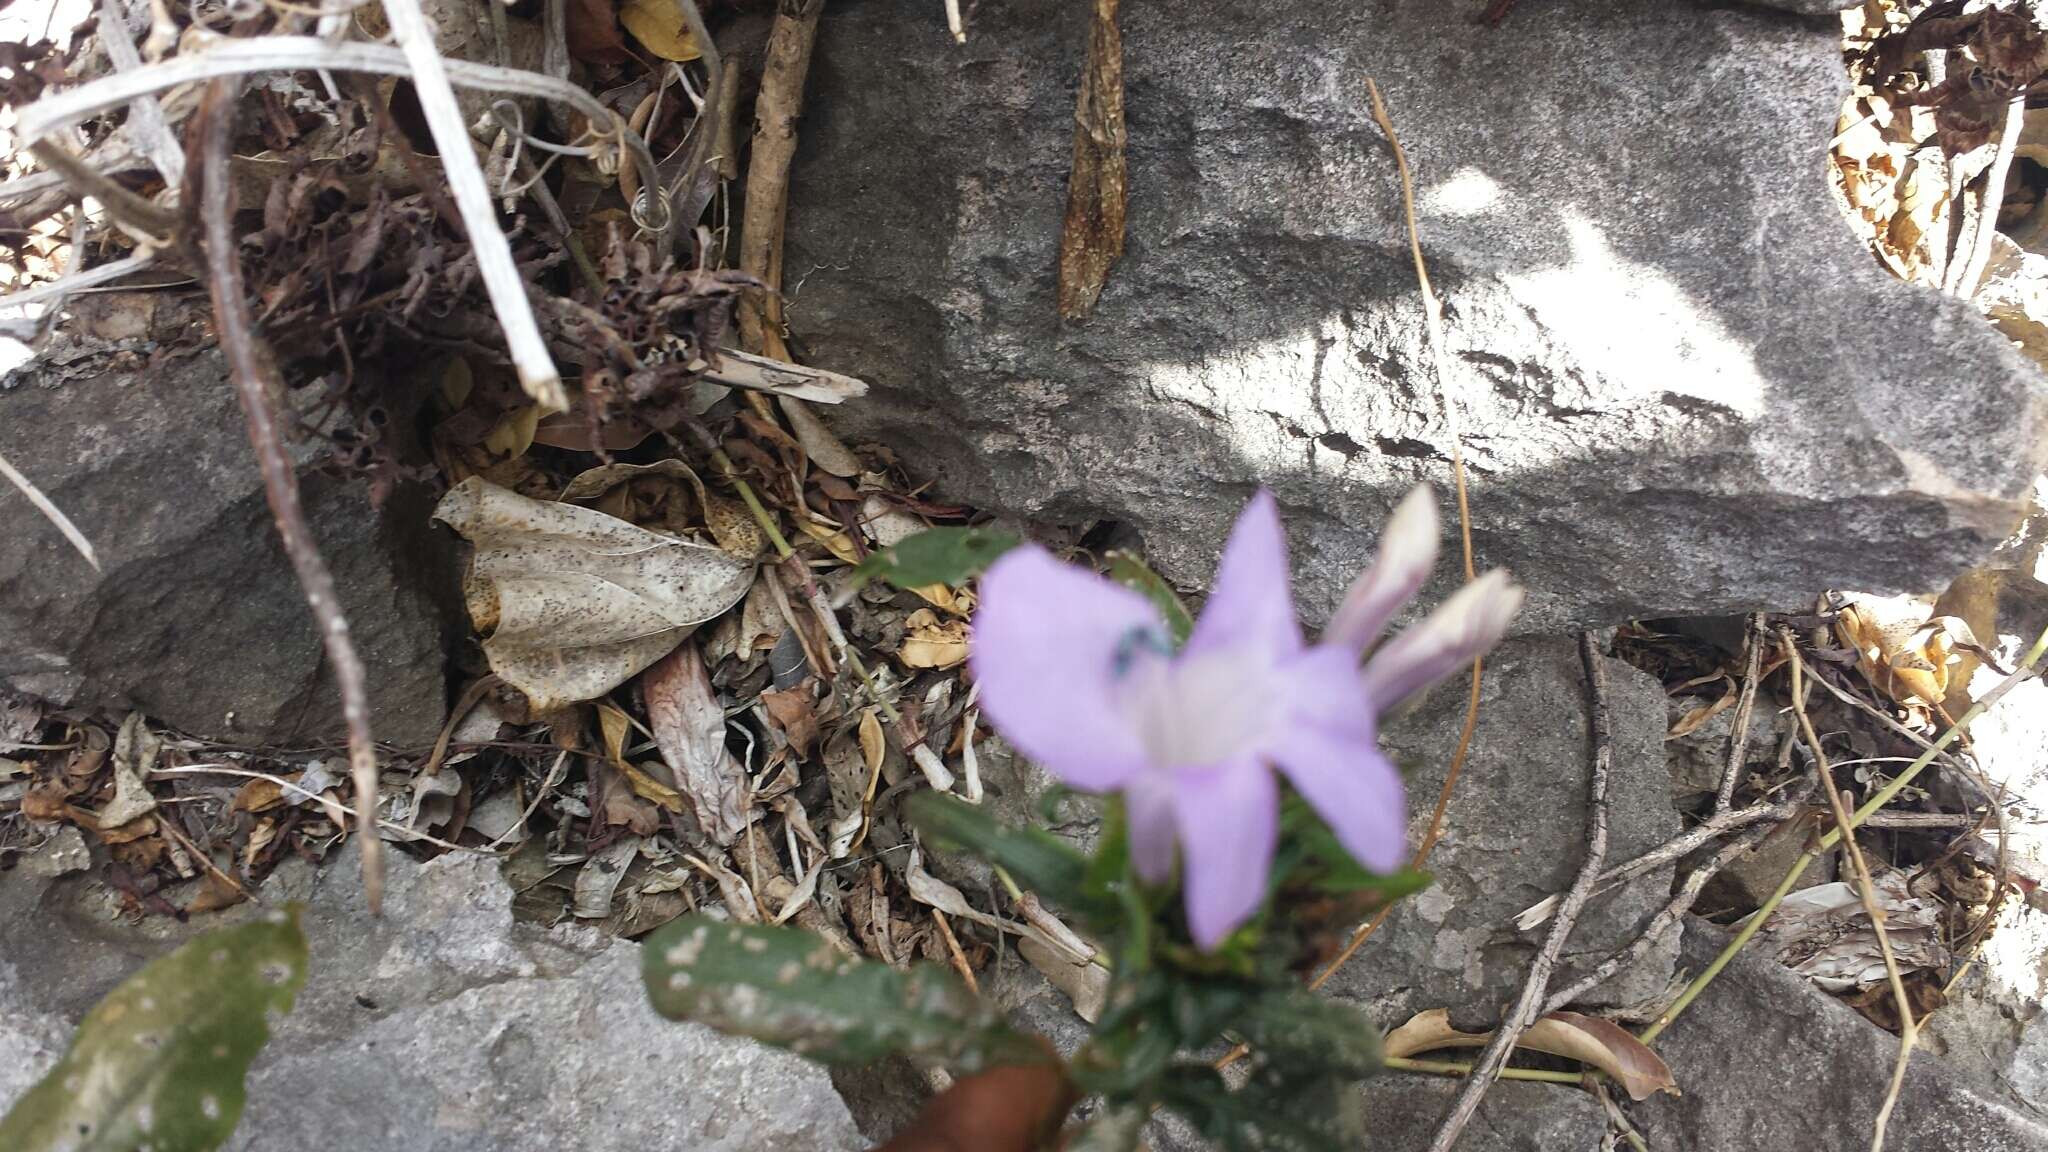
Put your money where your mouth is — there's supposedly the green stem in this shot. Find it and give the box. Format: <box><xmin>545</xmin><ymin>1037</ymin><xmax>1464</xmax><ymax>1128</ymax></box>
<box><xmin>1641</xmin><ymin>621</ymin><xmax>2048</xmax><ymax>1045</ymax></box>
<box><xmin>710</xmin><ymin>446</ymin><xmax>792</xmax><ymax>560</ymax></box>
<box><xmin>1639</xmin><ymin>846</ymin><xmax>1816</xmax><ymax>1044</ymax></box>
<box><xmin>1382</xmin><ymin>1056</ymin><xmax>1584</xmax><ymax>1085</ymax></box>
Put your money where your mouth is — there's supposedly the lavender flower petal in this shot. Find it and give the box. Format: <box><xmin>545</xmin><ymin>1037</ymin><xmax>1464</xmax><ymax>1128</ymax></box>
<box><xmin>970</xmin><ymin>544</ymin><xmax>1160</xmax><ymax>790</ymax></box>
<box><xmin>1173</xmin><ymin>760</ymin><xmax>1279</xmax><ymax>950</ymax></box>
<box><xmin>1125</xmin><ymin>768</ymin><xmax>1179</xmax><ymax>884</ymax></box>
<box><xmin>1324</xmin><ymin>484</ymin><xmax>1439</xmax><ymax>655</ymax></box>
<box><xmin>1359</xmin><ymin>569</ymin><xmax>1525</xmax><ymax>713</ymax></box>
<box><xmin>1183</xmin><ymin>489</ymin><xmax>1302</xmax><ymax>661</ymax></box>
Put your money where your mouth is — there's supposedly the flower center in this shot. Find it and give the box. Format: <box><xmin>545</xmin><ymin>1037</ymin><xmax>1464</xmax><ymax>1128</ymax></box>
<box><xmin>1114</xmin><ymin>634</ymin><xmax>1279</xmax><ymax>769</ymax></box>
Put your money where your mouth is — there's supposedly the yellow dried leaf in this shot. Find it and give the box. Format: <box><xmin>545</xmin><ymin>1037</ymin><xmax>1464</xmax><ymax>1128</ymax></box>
<box><xmin>618</xmin><ymin>0</ymin><xmax>701</xmax><ymax>61</ymax></box>
<box><xmin>898</xmin><ymin>608</ymin><xmax>969</xmax><ymax>670</ymax></box>
<box><xmin>797</xmin><ymin>518</ymin><xmax>863</xmax><ymax>566</ymax></box>
<box><xmin>620</xmin><ymin>760</ymin><xmax>686</xmax><ymax>811</ymax></box>
<box><xmin>483</xmin><ymin>404</ymin><xmax>540</xmax><ymax>458</ymax></box>
<box><xmin>858</xmin><ymin>708</ymin><xmax>884</xmax><ymax>776</ymax></box>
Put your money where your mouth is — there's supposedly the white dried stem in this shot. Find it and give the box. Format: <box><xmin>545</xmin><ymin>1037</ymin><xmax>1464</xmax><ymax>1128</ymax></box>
<box><xmin>95</xmin><ymin>0</ymin><xmax>185</xmax><ymax>189</ymax></box>
<box><xmin>376</xmin><ymin>0</ymin><xmax>565</xmax><ymax>412</ymax></box>
<box><xmin>0</xmin><ymin>448</ymin><xmax>102</xmax><ymax>571</ymax></box>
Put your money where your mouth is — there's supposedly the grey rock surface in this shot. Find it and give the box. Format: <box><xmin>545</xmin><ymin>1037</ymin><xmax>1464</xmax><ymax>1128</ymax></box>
<box><xmin>1321</xmin><ymin>637</ymin><xmax>1682</xmax><ymax>1024</ymax></box>
<box><xmin>1356</xmin><ymin>1077</ymin><xmax>1607</xmax><ymax>1151</ymax></box>
<box><xmin>1633</xmin><ymin>920</ymin><xmax>2048</xmax><ymax>1151</ymax></box>
<box><xmin>785</xmin><ymin>0</ymin><xmax>2048</xmax><ymax>634</ymax></box>
<box><xmin>0</xmin><ymin>328</ymin><xmax>453</xmax><ymax>745</ymax></box>
<box><xmin>0</xmin><ymin>845</ymin><xmax>866</xmax><ymax>1152</ymax></box>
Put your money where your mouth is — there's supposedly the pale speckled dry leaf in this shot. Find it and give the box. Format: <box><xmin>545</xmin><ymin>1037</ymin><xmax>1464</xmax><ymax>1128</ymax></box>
<box><xmin>1018</xmin><ymin>934</ymin><xmax>1108</xmax><ymax>1023</ymax></box>
<box><xmin>434</xmin><ymin>477</ymin><xmax>755</xmax><ymax>711</ymax></box>
<box><xmin>779</xmin><ymin>396</ymin><xmax>863</xmax><ymax>477</ymax></box>
<box><xmin>1741</xmin><ymin>874</ymin><xmax>1948</xmax><ymax>992</ymax></box>
<box><xmin>642</xmin><ymin>641</ymin><xmax>749</xmax><ymax>846</ymax></box>
<box><xmin>1383</xmin><ymin>1008</ymin><xmax>1677</xmax><ymax>1102</ymax></box>
<box><xmin>899</xmin><ymin>608</ymin><xmax>970</xmax><ymax>669</ymax></box>
<box><xmin>99</xmin><ymin>712</ymin><xmax>160</xmax><ymax>828</ymax></box>
<box><xmin>574</xmin><ymin>834</ymin><xmax>642</xmax><ymax>918</ymax></box>
<box><xmin>860</xmin><ymin>494</ymin><xmax>927</xmax><ymax>550</ymax></box>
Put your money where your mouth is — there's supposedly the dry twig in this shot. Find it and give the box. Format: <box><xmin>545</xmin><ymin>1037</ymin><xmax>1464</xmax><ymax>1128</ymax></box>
<box><xmin>0</xmin><ymin>448</ymin><xmax>101</xmax><ymax>571</ymax></box>
<box><xmin>1786</xmin><ymin>634</ymin><xmax>1917</xmax><ymax>1152</ymax></box>
<box><xmin>378</xmin><ymin>0</ymin><xmax>567</xmax><ymax>413</ymax></box>
<box><xmin>1424</xmin><ymin>631</ymin><xmax>1614</xmax><ymax>1152</ymax></box>
<box><xmin>196</xmin><ymin>80</ymin><xmax>385</xmax><ymax>913</ymax></box>
<box><xmin>737</xmin><ymin>0</ymin><xmax>825</xmax><ymax>359</ymax></box>
<box><xmin>1641</xmin><ymin>621</ymin><xmax>2048</xmax><ymax>1045</ymax></box>
<box><xmin>1949</xmin><ymin>95</ymin><xmax>2025</xmax><ymax>298</ymax></box>
<box><xmin>1714</xmin><ymin>612</ymin><xmax>1767</xmax><ymax>813</ymax></box>
<box><xmin>1211</xmin><ymin>81</ymin><xmax>1489</xmax><ymax>1080</ymax></box>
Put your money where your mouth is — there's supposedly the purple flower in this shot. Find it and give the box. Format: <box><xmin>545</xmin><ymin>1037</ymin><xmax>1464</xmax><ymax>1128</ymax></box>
<box><xmin>968</xmin><ymin>487</ymin><xmax>1523</xmax><ymax>950</ymax></box>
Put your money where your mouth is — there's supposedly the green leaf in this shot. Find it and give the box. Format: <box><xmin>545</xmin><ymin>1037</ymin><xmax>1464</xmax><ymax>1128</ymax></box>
<box><xmin>1278</xmin><ymin>793</ymin><xmax>1433</xmax><ymax>898</ymax></box>
<box><xmin>1107</xmin><ymin>550</ymin><xmax>1194</xmax><ymax>646</ymax></box>
<box><xmin>904</xmin><ymin>792</ymin><xmax>1107</xmax><ymax>916</ymax></box>
<box><xmin>642</xmin><ymin>916</ymin><xmax>1039</xmax><ymax>1070</ymax></box>
<box><xmin>0</xmin><ymin>907</ymin><xmax>308</xmax><ymax>1152</ymax></box>
<box><xmin>1160</xmin><ymin>1065</ymin><xmax>1364</xmax><ymax>1152</ymax></box>
<box><xmin>852</xmin><ymin>526</ymin><xmax>1020</xmax><ymax>591</ymax></box>
<box><xmin>1228</xmin><ymin>988</ymin><xmax>1381</xmax><ymax>1078</ymax></box>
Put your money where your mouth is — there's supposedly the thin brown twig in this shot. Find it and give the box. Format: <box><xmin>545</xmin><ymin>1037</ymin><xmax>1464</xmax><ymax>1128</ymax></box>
<box><xmin>1543</xmin><ymin>811</ymin><xmax>1784</xmax><ymax>1016</ymax></box>
<box><xmin>931</xmin><ymin>907</ymin><xmax>980</xmax><ymax>995</ymax></box>
<box><xmin>1714</xmin><ymin>613</ymin><xmax>1768</xmax><ymax>813</ymax></box>
<box><xmin>1316</xmin><ymin>73</ymin><xmax>1486</xmax><ymax>976</ymax></box>
<box><xmin>197</xmin><ymin>79</ymin><xmax>385</xmax><ymax>914</ymax></box>
<box><xmin>1214</xmin><ymin>72</ymin><xmax>1489</xmax><ymax>1079</ymax></box>
<box><xmin>1786</xmin><ymin>633</ymin><xmax>1917</xmax><ymax>1152</ymax></box>
<box><xmin>736</xmin><ymin>0</ymin><xmax>824</xmax><ymax>361</ymax></box>
<box><xmin>1424</xmin><ymin>631</ymin><xmax>1613</xmax><ymax>1152</ymax></box>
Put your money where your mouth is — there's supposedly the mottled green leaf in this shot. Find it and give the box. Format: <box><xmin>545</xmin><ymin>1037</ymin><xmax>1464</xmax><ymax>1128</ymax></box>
<box><xmin>0</xmin><ymin>908</ymin><xmax>308</xmax><ymax>1152</ymax></box>
<box><xmin>1228</xmin><ymin>988</ymin><xmax>1380</xmax><ymax>1078</ymax></box>
<box><xmin>905</xmin><ymin>792</ymin><xmax>1107</xmax><ymax>916</ymax></box>
<box><xmin>1161</xmin><ymin>1064</ymin><xmax>1364</xmax><ymax>1152</ymax></box>
<box><xmin>851</xmin><ymin>526</ymin><xmax>1019</xmax><ymax>591</ymax></box>
<box><xmin>642</xmin><ymin>916</ymin><xmax>1039</xmax><ymax>1070</ymax></box>
<box><xmin>1107</xmin><ymin>550</ymin><xmax>1194</xmax><ymax>646</ymax></box>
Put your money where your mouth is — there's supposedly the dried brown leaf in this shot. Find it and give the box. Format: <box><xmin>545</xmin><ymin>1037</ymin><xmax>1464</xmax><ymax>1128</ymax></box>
<box><xmin>1383</xmin><ymin>1008</ymin><xmax>1678</xmax><ymax>1102</ymax></box>
<box><xmin>642</xmin><ymin>640</ymin><xmax>748</xmax><ymax>845</ymax></box>
<box><xmin>1055</xmin><ymin>0</ymin><xmax>1126</xmax><ymax>320</ymax></box>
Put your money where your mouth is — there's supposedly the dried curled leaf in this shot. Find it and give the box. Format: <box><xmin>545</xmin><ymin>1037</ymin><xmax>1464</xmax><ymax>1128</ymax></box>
<box><xmin>643</xmin><ymin>916</ymin><xmax>1040</xmax><ymax>1070</ymax></box>
<box><xmin>618</xmin><ymin>0</ymin><xmax>702</xmax><ymax>61</ymax></box>
<box><xmin>0</xmin><ymin>909</ymin><xmax>308</xmax><ymax>1151</ymax></box>
<box><xmin>1383</xmin><ymin>1008</ymin><xmax>1677</xmax><ymax>1102</ymax></box>
<box><xmin>434</xmin><ymin>477</ymin><xmax>755</xmax><ymax>711</ymax></box>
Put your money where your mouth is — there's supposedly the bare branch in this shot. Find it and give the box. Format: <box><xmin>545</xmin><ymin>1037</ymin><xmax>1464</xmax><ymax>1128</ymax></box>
<box><xmin>1426</xmin><ymin>632</ymin><xmax>1614</xmax><ymax>1152</ymax></box>
<box><xmin>195</xmin><ymin>79</ymin><xmax>385</xmax><ymax>913</ymax></box>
